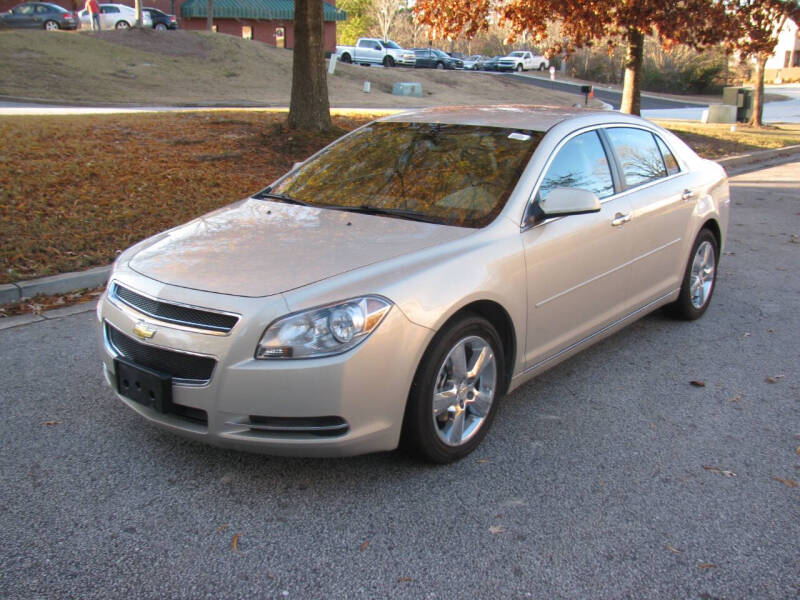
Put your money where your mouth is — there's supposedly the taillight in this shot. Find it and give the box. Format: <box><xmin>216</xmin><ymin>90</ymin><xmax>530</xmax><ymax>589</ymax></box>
<box><xmin>170</xmin><ymin>15</ymin><xmax>176</xmax><ymax>21</ymax></box>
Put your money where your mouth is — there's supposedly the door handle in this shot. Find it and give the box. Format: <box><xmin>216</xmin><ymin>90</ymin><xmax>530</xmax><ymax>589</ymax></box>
<box><xmin>681</xmin><ymin>189</ymin><xmax>695</xmax><ymax>202</ymax></box>
<box><xmin>611</xmin><ymin>213</ymin><xmax>631</xmax><ymax>227</ymax></box>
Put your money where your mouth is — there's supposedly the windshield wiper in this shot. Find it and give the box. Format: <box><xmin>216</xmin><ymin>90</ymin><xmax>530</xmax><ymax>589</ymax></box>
<box><xmin>252</xmin><ymin>188</ymin><xmax>312</xmax><ymax>206</ymax></box>
<box><xmin>332</xmin><ymin>204</ymin><xmax>444</xmax><ymax>224</ymax></box>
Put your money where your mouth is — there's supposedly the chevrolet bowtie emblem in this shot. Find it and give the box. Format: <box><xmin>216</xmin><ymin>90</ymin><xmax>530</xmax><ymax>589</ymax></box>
<box><xmin>133</xmin><ymin>320</ymin><xmax>157</xmax><ymax>340</ymax></box>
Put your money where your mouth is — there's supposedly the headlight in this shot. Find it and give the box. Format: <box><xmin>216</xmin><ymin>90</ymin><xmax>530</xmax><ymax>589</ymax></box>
<box><xmin>255</xmin><ymin>296</ymin><xmax>392</xmax><ymax>359</ymax></box>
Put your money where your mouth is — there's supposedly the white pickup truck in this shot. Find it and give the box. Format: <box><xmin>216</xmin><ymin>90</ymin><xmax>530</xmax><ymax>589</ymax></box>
<box><xmin>497</xmin><ymin>51</ymin><xmax>549</xmax><ymax>72</ymax></box>
<box><xmin>336</xmin><ymin>38</ymin><xmax>416</xmax><ymax>68</ymax></box>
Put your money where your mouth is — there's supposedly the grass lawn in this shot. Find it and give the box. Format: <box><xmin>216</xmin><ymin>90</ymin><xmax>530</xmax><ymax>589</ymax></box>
<box><xmin>654</xmin><ymin>121</ymin><xmax>800</xmax><ymax>159</ymax></box>
<box><xmin>2</xmin><ymin>111</ymin><xmax>799</xmax><ymax>285</ymax></box>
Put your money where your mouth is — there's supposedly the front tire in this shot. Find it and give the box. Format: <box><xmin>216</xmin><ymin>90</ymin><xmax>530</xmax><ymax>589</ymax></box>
<box><xmin>665</xmin><ymin>229</ymin><xmax>718</xmax><ymax>320</ymax></box>
<box><xmin>44</xmin><ymin>19</ymin><xmax>59</xmax><ymax>30</ymax></box>
<box><xmin>401</xmin><ymin>315</ymin><xmax>505</xmax><ymax>463</ymax></box>
<box><xmin>515</xmin><ymin>63</ymin><xmax>523</xmax><ymax>72</ymax></box>
<box><xmin>435</xmin><ymin>62</ymin><xmax>444</xmax><ymax>70</ymax></box>
<box><xmin>115</xmin><ymin>20</ymin><xmax>130</xmax><ymax>29</ymax></box>
<box><xmin>383</xmin><ymin>55</ymin><xmax>395</xmax><ymax>67</ymax></box>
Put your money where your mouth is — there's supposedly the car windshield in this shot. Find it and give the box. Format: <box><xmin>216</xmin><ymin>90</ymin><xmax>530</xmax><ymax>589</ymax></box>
<box><xmin>268</xmin><ymin>122</ymin><xmax>542</xmax><ymax>228</ymax></box>
<box><xmin>381</xmin><ymin>41</ymin><xmax>400</xmax><ymax>49</ymax></box>
<box><xmin>509</xmin><ymin>52</ymin><xmax>524</xmax><ymax>57</ymax></box>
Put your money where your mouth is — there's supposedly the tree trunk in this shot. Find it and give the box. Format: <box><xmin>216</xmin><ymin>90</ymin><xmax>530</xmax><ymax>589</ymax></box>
<box><xmin>620</xmin><ymin>28</ymin><xmax>644</xmax><ymax>115</ymax></box>
<box><xmin>749</xmin><ymin>55</ymin><xmax>766</xmax><ymax>128</ymax></box>
<box><xmin>206</xmin><ymin>0</ymin><xmax>213</xmax><ymax>31</ymax></box>
<box><xmin>134</xmin><ymin>0</ymin><xmax>142</xmax><ymax>27</ymax></box>
<box><xmin>288</xmin><ymin>0</ymin><xmax>332</xmax><ymax>132</ymax></box>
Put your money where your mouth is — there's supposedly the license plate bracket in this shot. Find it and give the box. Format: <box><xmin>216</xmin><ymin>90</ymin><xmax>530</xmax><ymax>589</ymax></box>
<box><xmin>114</xmin><ymin>358</ymin><xmax>173</xmax><ymax>413</ymax></box>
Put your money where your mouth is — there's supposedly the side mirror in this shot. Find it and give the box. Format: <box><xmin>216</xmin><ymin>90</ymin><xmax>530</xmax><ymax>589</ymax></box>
<box><xmin>539</xmin><ymin>187</ymin><xmax>601</xmax><ymax>218</ymax></box>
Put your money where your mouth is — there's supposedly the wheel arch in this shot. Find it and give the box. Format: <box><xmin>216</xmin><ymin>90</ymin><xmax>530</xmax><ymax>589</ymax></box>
<box><xmin>432</xmin><ymin>300</ymin><xmax>517</xmax><ymax>396</ymax></box>
<box><xmin>701</xmin><ymin>218</ymin><xmax>722</xmax><ymax>254</ymax></box>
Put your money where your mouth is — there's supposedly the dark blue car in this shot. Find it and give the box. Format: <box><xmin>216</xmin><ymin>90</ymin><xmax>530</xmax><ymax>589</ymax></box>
<box><xmin>0</xmin><ymin>2</ymin><xmax>78</xmax><ymax>29</ymax></box>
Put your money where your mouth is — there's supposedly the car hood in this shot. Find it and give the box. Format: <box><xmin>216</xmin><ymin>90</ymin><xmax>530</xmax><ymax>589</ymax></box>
<box><xmin>128</xmin><ymin>198</ymin><xmax>473</xmax><ymax>297</ymax></box>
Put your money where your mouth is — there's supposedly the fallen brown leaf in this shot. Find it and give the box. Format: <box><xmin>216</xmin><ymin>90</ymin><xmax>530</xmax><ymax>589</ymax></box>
<box><xmin>359</xmin><ymin>540</ymin><xmax>370</xmax><ymax>552</ymax></box>
<box><xmin>232</xmin><ymin>533</ymin><xmax>240</xmax><ymax>551</ymax></box>
<box><xmin>215</xmin><ymin>523</ymin><xmax>230</xmax><ymax>533</ymax></box>
<box><xmin>476</xmin><ymin>459</ymin><xmax>489</xmax><ymax>464</ymax></box>
<box><xmin>698</xmin><ymin>563</ymin><xmax>717</xmax><ymax>569</ymax></box>
<box><xmin>795</xmin><ymin>446</ymin><xmax>800</xmax><ymax>456</ymax></box>
<box><xmin>703</xmin><ymin>465</ymin><xmax>737</xmax><ymax>477</ymax></box>
<box><xmin>397</xmin><ymin>577</ymin><xmax>413</xmax><ymax>582</ymax></box>
<box><xmin>727</xmin><ymin>394</ymin><xmax>742</xmax><ymax>403</ymax></box>
<box><xmin>765</xmin><ymin>375</ymin><xmax>783</xmax><ymax>384</ymax></box>
<box><xmin>488</xmin><ymin>525</ymin><xmax>505</xmax><ymax>535</ymax></box>
<box><xmin>43</xmin><ymin>420</ymin><xmax>60</xmax><ymax>426</ymax></box>
<box><xmin>666</xmin><ymin>544</ymin><xmax>682</xmax><ymax>554</ymax></box>
<box><xmin>773</xmin><ymin>477</ymin><xmax>798</xmax><ymax>488</ymax></box>
<box><xmin>690</xmin><ymin>380</ymin><xmax>706</xmax><ymax>388</ymax></box>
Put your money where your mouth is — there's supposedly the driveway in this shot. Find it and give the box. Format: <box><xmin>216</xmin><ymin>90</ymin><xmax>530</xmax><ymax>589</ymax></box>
<box><xmin>0</xmin><ymin>161</ymin><xmax>798</xmax><ymax>599</ymax></box>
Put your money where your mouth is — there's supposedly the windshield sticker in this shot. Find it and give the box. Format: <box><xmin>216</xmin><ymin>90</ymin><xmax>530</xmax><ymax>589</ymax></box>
<box><xmin>508</xmin><ymin>132</ymin><xmax>531</xmax><ymax>141</ymax></box>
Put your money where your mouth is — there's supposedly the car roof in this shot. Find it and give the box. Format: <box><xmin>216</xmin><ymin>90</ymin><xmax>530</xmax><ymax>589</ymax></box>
<box><xmin>378</xmin><ymin>105</ymin><xmax>651</xmax><ymax>133</ymax></box>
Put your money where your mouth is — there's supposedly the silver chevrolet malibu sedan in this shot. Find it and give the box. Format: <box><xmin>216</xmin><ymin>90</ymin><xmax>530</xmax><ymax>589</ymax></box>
<box><xmin>97</xmin><ymin>105</ymin><xmax>729</xmax><ymax>463</ymax></box>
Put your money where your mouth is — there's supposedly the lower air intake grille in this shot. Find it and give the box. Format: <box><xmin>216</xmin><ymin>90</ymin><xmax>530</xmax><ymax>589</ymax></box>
<box><xmin>246</xmin><ymin>416</ymin><xmax>349</xmax><ymax>437</ymax></box>
<box><xmin>107</xmin><ymin>324</ymin><xmax>216</xmax><ymax>383</ymax></box>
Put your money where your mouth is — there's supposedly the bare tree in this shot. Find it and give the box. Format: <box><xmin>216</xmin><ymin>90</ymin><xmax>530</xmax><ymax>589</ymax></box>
<box><xmin>206</xmin><ymin>0</ymin><xmax>213</xmax><ymax>31</ymax></box>
<box><xmin>369</xmin><ymin>0</ymin><xmax>402</xmax><ymax>41</ymax></box>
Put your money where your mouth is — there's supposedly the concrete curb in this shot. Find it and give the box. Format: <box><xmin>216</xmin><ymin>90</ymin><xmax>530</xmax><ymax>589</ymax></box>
<box><xmin>1</xmin><ymin>145</ymin><xmax>799</xmax><ymax>312</ymax></box>
<box><xmin>716</xmin><ymin>143</ymin><xmax>800</xmax><ymax>171</ymax></box>
<box><xmin>1</xmin><ymin>265</ymin><xmax>111</xmax><ymax>305</ymax></box>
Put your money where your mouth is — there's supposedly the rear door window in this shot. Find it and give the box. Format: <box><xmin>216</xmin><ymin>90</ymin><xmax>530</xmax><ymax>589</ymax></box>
<box><xmin>605</xmin><ymin>127</ymin><xmax>667</xmax><ymax>188</ymax></box>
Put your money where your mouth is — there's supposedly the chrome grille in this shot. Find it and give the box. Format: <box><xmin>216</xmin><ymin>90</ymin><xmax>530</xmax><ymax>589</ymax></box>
<box><xmin>106</xmin><ymin>324</ymin><xmax>216</xmax><ymax>384</ymax></box>
<box><xmin>112</xmin><ymin>284</ymin><xmax>238</xmax><ymax>333</ymax></box>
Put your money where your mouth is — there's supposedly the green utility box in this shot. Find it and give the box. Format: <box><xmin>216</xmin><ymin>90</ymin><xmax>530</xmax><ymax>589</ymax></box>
<box><xmin>722</xmin><ymin>86</ymin><xmax>755</xmax><ymax>122</ymax></box>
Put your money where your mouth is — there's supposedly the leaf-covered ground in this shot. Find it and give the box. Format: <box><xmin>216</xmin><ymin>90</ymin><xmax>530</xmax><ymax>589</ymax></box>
<box><xmin>2</xmin><ymin>112</ymin><xmax>799</xmax><ymax>285</ymax></box>
<box><xmin>0</xmin><ymin>111</ymin><xmax>368</xmax><ymax>284</ymax></box>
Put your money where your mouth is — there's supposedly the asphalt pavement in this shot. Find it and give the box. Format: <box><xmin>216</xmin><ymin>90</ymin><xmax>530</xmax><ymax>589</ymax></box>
<box><xmin>1</xmin><ymin>161</ymin><xmax>799</xmax><ymax>599</ymax></box>
<box><xmin>506</xmin><ymin>73</ymin><xmax>708</xmax><ymax>110</ymax></box>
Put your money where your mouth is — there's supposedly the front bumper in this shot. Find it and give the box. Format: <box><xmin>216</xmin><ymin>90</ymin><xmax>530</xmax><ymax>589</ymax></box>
<box><xmin>97</xmin><ymin>275</ymin><xmax>432</xmax><ymax>457</ymax></box>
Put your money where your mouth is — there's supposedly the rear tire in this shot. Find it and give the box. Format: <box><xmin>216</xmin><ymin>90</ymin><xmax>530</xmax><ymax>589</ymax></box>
<box><xmin>539</xmin><ymin>63</ymin><xmax>546</xmax><ymax>70</ymax></box>
<box><xmin>340</xmin><ymin>53</ymin><xmax>352</xmax><ymax>64</ymax></box>
<box><xmin>665</xmin><ymin>229</ymin><xmax>718</xmax><ymax>320</ymax></box>
<box><xmin>44</xmin><ymin>19</ymin><xmax>59</xmax><ymax>30</ymax></box>
<box><xmin>401</xmin><ymin>314</ymin><xmax>505</xmax><ymax>464</ymax></box>
<box><xmin>154</xmin><ymin>22</ymin><xmax>167</xmax><ymax>30</ymax></box>
<box><xmin>115</xmin><ymin>20</ymin><xmax>130</xmax><ymax>29</ymax></box>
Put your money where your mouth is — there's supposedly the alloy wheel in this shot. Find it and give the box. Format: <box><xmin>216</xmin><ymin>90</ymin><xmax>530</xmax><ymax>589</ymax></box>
<box><xmin>431</xmin><ymin>335</ymin><xmax>497</xmax><ymax>447</ymax></box>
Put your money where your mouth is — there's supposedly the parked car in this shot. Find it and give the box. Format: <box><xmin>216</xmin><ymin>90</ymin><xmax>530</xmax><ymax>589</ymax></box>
<box><xmin>481</xmin><ymin>56</ymin><xmax>503</xmax><ymax>71</ymax></box>
<box><xmin>462</xmin><ymin>55</ymin><xmax>486</xmax><ymax>70</ymax></box>
<box><xmin>97</xmin><ymin>105</ymin><xmax>729</xmax><ymax>463</ymax></box>
<box><xmin>497</xmin><ymin>50</ymin><xmax>549</xmax><ymax>72</ymax></box>
<box><xmin>412</xmin><ymin>48</ymin><xmax>463</xmax><ymax>69</ymax></box>
<box><xmin>78</xmin><ymin>3</ymin><xmax>151</xmax><ymax>29</ymax></box>
<box><xmin>143</xmin><ymin>7</ymin><xmax>176</xmax><ymax>30</ymax></box>
<box><xmin>0</xmin><ymin>2</ymin><xmax>77</xmax><ymax>29</ymax></box>
<box><xmin>335</xmin><ymin>37</ymin><xmax>415</xmax><ymax>67</ymax></box>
